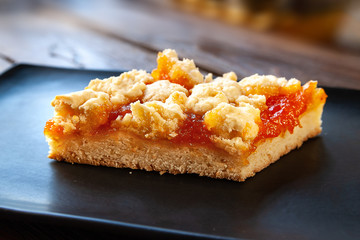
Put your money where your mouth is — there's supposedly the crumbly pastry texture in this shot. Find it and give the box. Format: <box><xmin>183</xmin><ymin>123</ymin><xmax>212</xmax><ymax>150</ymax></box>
<box><xmin>45</xmin><ymin>49</ymin><xmax>327</xmax><ymax>181</ymax></box>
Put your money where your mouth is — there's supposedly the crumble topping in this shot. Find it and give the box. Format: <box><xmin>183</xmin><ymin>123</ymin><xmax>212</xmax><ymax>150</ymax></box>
<box><xmin>186</xmin><ymin>72</ymin><xmax>243</xmax><ymax>114</ymax></box>
<box><xmin>46</xmin><ymin>49</ymin><xmax>323</xmax><ymax>155</ymax></box>
<box><xmin>204</xmin><ymin>102</ymin><xmax>260</xmax><ymax>153</ymax></box>
<box><xmin>165</xmin><ymin>91</ymin><xmax>188</xmax><ymax>111</ymax></box>
<box><xmin>119</xmin><ymin>100</ymin><xmax>186</xmax><ymax>139</ymax></box>
<box><xmin>86</xmin><ymin>69</ymin><xmax>153</xmax><ymax>105</ymax></box>
<box><xmin>186</xmin><ymin>83</ymin><xmax>229</xmax><ymax>114</ymax></box>
<box><xmin>142</xmin><ymin>80</ymin><xmax>188</xmax><ymax>102</ymax></box>
<box><xmin>204</xmin><ymin>102</ymin><xmax>260</xmax><ymax>141</ymax></box>
<box><xmin>51</xmin><ymin>89</ymin><xmax>111</xmax><ymax>134</ymax></box>
<box><xmin>235</xmin><ymin>95</ymin><xmax>267</xmax><ymax>110</ymax></box>
<box><xmin>151</xmin><ymin>49</ymin><xmax>204</xmax><ymax>89</ymax></box>
<box><xmin>52</xmin><ymin>89</ymin><xmax>110</xmax><ymax>111</ymax></box>
<box><xmin>239</xmin><ymin>74</ymin><xmax>301</xmax><ymax>96</ymax></box>
<box><xmin>210</xmin><ymin>74</ymin><xmax>243</xmax><ymax>102</ymax></box>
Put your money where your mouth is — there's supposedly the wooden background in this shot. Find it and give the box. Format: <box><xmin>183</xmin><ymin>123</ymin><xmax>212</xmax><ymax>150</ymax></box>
<box><xmin>0</xmin><ymin>0</ymin><xmax>360</xmax><ymax>90</ymax></box>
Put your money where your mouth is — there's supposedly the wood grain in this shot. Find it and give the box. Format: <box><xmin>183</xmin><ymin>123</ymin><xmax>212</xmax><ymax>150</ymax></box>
<box><xmin>46</xmin><ymin>0</ymin><xmax>360</xmax><ymax>89</ymax></box>
<box><xmin>0</xmin><ymin>11</ymin><xmax>156</xmax><ymax>71</ymax></box>
<box><xmin>0</xmin><ymin>0</ymin><xmax>359</xmax><ymax>90</ymax></box>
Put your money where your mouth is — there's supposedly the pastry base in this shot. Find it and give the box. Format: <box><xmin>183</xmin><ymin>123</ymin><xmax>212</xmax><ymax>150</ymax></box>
<box><xmin>46</xmin><ymin>103</ymin><xmax>324</xmax><ymax>181</ymax></box>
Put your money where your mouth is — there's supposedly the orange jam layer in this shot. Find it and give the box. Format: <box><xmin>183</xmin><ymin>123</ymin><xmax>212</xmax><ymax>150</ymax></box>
<box><xmin>45</xmin><ymin>82</ymin><xmax>326</xmax><ymax>148</ymax></box>
<box><xmin>171</xmin><ymin>113</ymin><xmax>212</xmax><ymax>145</ymax></box>
<box><xmin>255</xmin><ymin>81</ymin><xmax>326</xmax><ymax>142</ymax></box>
<box><xmin>90</xmin><ymin>104</ymin><xmax>132</xmax><ymax>135</ymax></box>
<box><xmin>151</xmin><ymin>52</ymin><xmax>193</xmax><ymax>89</ymax></box>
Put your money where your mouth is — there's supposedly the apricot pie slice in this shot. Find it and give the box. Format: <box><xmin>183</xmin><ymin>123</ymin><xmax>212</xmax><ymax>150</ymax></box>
<box><xmin>44</xmin><ymin>49</ymin><xmax>327</xmax><ymax>181</ymax></box>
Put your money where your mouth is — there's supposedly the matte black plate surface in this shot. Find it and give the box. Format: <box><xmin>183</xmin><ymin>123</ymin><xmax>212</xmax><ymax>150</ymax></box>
<box><xmin>0</xmin><ymin>64</ymin><xmax>359</xmax><ymax>240</ymax></box>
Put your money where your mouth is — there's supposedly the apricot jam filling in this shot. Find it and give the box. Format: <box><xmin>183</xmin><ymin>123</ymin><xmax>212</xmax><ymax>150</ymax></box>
<box><xmin>171</xmin><ymin>113</ymin><xmax>212</xmax><ymax>145</ymax></box>
<box><xmin>255</xmin><ymin>81</ymin><xmax>327</xmax><ymax>142</ymax></box>
<box><xmin>45</xmin><ymin>82</ymin><xmax>326</xmax><ymax>148</ymax></box>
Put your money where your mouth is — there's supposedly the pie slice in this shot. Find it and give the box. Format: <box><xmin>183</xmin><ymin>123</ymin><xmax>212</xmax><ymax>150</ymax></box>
<box><xmin>44</xmin><ymin>49</ymin><xmax>327</xmax><ymax>181</ymax></box>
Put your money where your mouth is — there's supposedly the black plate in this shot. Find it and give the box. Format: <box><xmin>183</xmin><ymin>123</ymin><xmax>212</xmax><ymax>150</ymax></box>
<box><xmin>0</xmin><ymin>64</ymin><xmax>359</xmax><ymax>240</ymax></box>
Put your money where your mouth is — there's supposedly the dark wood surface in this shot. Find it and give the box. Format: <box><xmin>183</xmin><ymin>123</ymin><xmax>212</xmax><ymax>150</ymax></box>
<box><xmin>1</xmin><ymin>0</ymin><xmax>360</xmax><ymax>89</ymax></box>
<box><xmin>1</xmin><ymin>0</ymin><xmax>359</xmax><ymax>239</ymax></box>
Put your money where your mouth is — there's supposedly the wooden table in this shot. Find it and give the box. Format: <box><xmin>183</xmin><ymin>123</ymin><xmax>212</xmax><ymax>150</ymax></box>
<box><xmin>1</xmin><ymin>0</ymin><xmax>359</xmax><ymax>239</ymax></box>
<box><xmin>1</xmin><ymin>0</ymin><xmax>360</xmax><ymax>90</ymax></box>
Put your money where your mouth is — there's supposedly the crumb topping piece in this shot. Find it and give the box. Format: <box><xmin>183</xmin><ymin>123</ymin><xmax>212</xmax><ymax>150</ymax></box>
<box><xmin>204</xmin><ymin>103</ymin><xmax>260</xmax><ymax>141</ymax></box>
<box><xmin>87</xmin><ymin>69</ymin><xmax>153</xmax><ymax>106</ymax></box>
<box><xmin>119</xmin><ymin>100</ymin><xmax>186</xmax><ymax>139</ymax></box>
<box><xmin>50</xmin><ymin>89</ymin><xmax>111</xmax><ymax>134</ymax></box>
<box><xmin>239</xmin><ymin>74</ymin><xmax>301</xmax><ymax>96</ymax></box>
<box><xmin>151</xmin><ymin>49</ymin><xmax>204</xmax><ymax>89</ymax></box>
<box><xmin>51</xmin><ymin>89</ymin><xmax>110</xmax><ymax>112</ymax></box>
<box><xmin>142</xmin><ymin>80</ymin><xmax>188</xmax><ymax>102</ymax></box>
<box><xmin>186</xmin><ymin>72</ymin><xmax>245</xmax><ymax>114</ymax></box>
<box><xmin>45</xmin><ymin>49</ymin><xmax>326</xmax><ymax>156</ymax></box>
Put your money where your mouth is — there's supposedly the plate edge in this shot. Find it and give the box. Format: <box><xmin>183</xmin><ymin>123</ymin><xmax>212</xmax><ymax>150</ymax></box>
<box><xmin>0</xmin><ymin>206</ymin><xmax>237</xmax><ymax>240</ymax></box>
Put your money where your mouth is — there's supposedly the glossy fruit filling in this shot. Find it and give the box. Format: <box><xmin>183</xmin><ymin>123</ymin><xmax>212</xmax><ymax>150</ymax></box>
<box><xmin>171</xmin><ymin>113</ymin><xmax>212</xmax><ymax>145</ymax></box>
<box><xmin>45</xmin><ymin>82</ymin><xmax>326</xmax><ymax>148</ymax></box>
<box><xmin>255</xmin><ymin>81</ymin><xmax>326</xmax><ymax>142</ymax></box>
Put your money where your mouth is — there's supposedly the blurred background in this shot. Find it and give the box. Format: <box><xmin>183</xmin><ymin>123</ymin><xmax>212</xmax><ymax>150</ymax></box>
<box><xmin>174</xmin><ymin>0</ymin><xmax>360</xmax><ymax>50</ymax></box>
<box><xmin>0</xmin><ymin>0</ymin><xmax>359</xmax><ymax>89</ymax></box>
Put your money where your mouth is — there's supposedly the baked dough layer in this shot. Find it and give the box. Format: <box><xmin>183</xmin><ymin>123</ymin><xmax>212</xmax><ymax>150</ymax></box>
<box><xmin>47</xmin><ymin>102</ymin><xmax>324</xmax><ymax>182</ymax></box>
